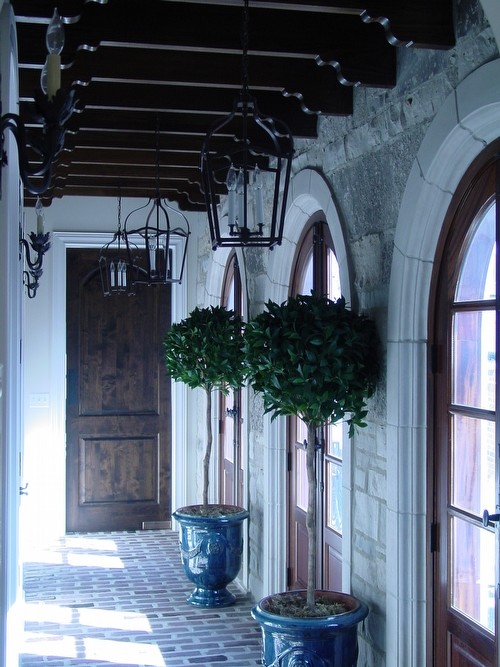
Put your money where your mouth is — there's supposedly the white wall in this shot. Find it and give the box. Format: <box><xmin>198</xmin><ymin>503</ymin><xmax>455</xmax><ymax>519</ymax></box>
<box><xmin>20</xmin><ymin>196</ymin><xmax>202</xmax><ymax>552</ymax></box>
<box><xmin>0</xmin><ymin>5</ymin><xmax>24</xmax><ymax>667</ymax></box>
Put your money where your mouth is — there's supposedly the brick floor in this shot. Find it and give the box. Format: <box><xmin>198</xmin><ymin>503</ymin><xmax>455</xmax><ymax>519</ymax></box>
<box><xmin>20</xmin><ymin>530</ymin><xmax>262</xmax><ymax>667</ymax></box>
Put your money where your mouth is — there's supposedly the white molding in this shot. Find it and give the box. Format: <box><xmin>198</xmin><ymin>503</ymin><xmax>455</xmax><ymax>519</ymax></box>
<box><xmin>386</xmin><ymin>58</ymin><xmax>500</xmax><ymax>666</ymax></box>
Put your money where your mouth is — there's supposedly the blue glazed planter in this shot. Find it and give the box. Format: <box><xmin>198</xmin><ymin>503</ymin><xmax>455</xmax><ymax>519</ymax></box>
<box><xmin>252</xmin><ymin>590</ymin><xmax>368</xmax><ymax>667</ymax></box>
<box><xmin>172</xmin><ymin>504</ymin><xmax>249</xmax><ymax>607</ymax></box>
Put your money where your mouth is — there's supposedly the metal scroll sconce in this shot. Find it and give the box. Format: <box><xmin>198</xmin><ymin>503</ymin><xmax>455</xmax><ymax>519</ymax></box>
<box><xmin>20</xmin><ymin>198</ymin><xmax>51</xmax><ymax>299</ymax></box>
<box><xmin>1</xmin><ymin>9</ymin><xmax>76</xmax><ymax>297</ymax></box>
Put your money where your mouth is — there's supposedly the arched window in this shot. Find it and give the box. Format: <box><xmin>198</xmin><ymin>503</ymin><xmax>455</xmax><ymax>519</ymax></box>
<box><xmin>288</xmin><ymin>219</ymin><xmax>344</xmax><ymax>591</ymax></box>
<box><xmin>432</xmin><ymin>149</ymin><xmax>499</xmax><ymax>666</ymax></box>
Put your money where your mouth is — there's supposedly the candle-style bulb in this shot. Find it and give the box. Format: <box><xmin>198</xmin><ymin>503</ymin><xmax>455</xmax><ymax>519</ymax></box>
<box><xmin>236</xmin><ymin>168</ymin><xmax>245</xmax><ymax>228</ymax></box>
<box><xmin>35</xmin><ymin>197</ymin><xmax>45</xmax><ymax>235</ymax></box>
<box><xmin>253</xmin><ymin>165</ymin><xmax>265</xmax><ymax>231</ymax></box>
<box><xmin>40</xmin><ymin>58</ymin><xmax>48</xmax><ymax>94</ymax></box>
<box><xmin>46</xmin><ymin>9</ymin><xmax>64</xmax><ymax>55</ymax></box>
<box><xmin>45</xmin><ymin>9</ymin><xmax>64</xmax><ymax>99</ymax></box>
<box><xmin>226</xmin><ymin>164</ymin><xmax>237</xmax><ymax>228</ymax></box>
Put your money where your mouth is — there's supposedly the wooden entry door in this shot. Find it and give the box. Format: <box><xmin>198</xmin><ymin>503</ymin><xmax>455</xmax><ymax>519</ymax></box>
<box><xmin>432</xmin><ymin>155</ymin><xmax>499</xmax><ymax>666</ymax></box>
<box><xmin>66</xmin><ymin>248</ymin><xmax>171</xmax><ymax>532</ymax></box>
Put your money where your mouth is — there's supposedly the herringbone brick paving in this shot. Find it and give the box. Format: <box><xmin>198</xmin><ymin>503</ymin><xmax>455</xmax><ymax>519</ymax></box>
<box><xmin>20</xmin><ymin>530</ymin><xmax>262</xmax><ymax>667</ymax></box>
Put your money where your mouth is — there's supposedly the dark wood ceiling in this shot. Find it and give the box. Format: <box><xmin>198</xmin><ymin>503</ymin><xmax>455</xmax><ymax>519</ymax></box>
<box><xmin>11</xmin><ymin>0</ymin><xmax>454</xmax><ymax>210</ymax></box>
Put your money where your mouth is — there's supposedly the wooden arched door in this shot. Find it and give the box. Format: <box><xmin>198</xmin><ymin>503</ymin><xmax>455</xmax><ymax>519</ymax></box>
<box><xmin>431</xmin><ymin>150</ymin><xmax>500</xmax><ymax>666</ymax></box>
<box><xmin>287</xmin><ymin>220</ymin><xmax>344</xmax><ymax>591</ymax></box>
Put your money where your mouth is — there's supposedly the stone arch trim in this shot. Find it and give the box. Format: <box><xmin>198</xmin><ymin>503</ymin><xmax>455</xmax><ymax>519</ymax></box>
<box><xmin>480</xmin><ymin>0</ymin><xmax>500</xmax><ymax>50</ymax></box>
<box><xmin>267</xmin><ymin>168</ymin><xmax>351</xmax><ymax>305</ymax></box>
<box><xmin>387</xmin><ymin>58</ymin><xmax>500</xmax><ymax>666</ymax></box>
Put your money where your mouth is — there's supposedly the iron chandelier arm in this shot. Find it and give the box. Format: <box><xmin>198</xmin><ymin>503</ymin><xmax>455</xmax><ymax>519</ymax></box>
<box><xmin>1</xmin><ymin>87</ymin><xmax>77</xmax><ymax>195</ymax></box>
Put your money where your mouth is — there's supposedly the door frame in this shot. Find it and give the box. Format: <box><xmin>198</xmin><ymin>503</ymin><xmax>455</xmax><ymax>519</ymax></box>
<box><xmin>52</xmin><ymin>232</ymin><xmax>188</xmax><ymax>533</ymax></box>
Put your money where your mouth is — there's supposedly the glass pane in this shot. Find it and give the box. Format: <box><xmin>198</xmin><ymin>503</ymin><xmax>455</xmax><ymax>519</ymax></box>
<box><xmin>451</xmin><ymin>516</ymin><xmax>495</xmax><ymax>633</ymax></box>
<box><xmin>326</xmin><ymin>459</ymin><xmax>342</xmax><ymax>534</ymax></box>
<box><xmin>296</xmin><ymin>417</ymin><xmax>307</xmax><ymax>447</ymax></box>
<box><xmin>225</xmin><ymin>273</ymin><xmax>235</xmax><ymax>310</ymax></box>
<box><xmin>299</xmin><ymin>251</ymin><xmax>313</xmax><ymax>294</ymax></box>
<box><xmin>451</xmin><ymin>413</ymin><xmax>496</xmax><ymax>515</ymax></box>
<box><xmin>326</xmin><ymin>420</ymin><xmax>343</xmax><ymax>459</ymax></box>
<box><xmin>456</xmin><ymin>200</ymin><xmax>496</xmax><ymax>302</ymax></box>
<box><xmin>223</xmin><ymin>389</ymin><xmax>235</xmax><ymax>464</ymax></box>
<box><xmin>296</xmin><ymin>447</ymin><xmax>308</xmax><ymax>512</ymax></box>
<box><xmin>326</xmin><ymin>247</ymin><xmax>341</xmax><ymax>300</ymax></box>
<box><xmin>452</xmin><ymin>310</ymin><xmax>495</xmax><ymax>410</ymax></box>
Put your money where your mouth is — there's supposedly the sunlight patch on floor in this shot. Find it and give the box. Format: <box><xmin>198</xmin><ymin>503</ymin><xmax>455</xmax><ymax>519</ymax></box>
<box><xmin>21</xmin><ymin>537</ymin><xmax>120</xmax><ymax>565</ymax></box>
<box><xmin>24</xmin><ymin>602</ymin><xmax>152</xmax><ymax>632</ymax></box>
<box><xmin>22</xmin><ymin>633</ymin><xmax>166</xmax><ymax>666</ymax></box>
<box><xmin>66</xmin><ymin>552</ymin><xmax>124</xmax><ymax>569</ymax></box>
<box><xmin>64</xmin><ymin>536</ymin><xmax>119</xmax><ymax>552</ymax></box>
<box><xmin>84</xmin><ymin>637</ymin><xmax>166</xmax><ymax>666</ymax></box>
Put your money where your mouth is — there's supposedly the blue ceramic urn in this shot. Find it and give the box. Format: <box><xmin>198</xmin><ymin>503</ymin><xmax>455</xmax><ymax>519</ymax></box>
<box><xmin>173</xmin><ymin>504</ymin><xmax>249</xmax><ymax>607</ymax></box>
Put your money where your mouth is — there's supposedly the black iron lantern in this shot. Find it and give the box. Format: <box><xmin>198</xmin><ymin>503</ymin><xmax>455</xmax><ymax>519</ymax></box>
<box><xmin>99</xmin><ymin>193</ymin><xmax>139</xmax><ymax>297</ymax></box>
<box><xmin>200</xmin><ymin>0</ymin><xmax>293</xmax><ymax>250</ymax></box>
<box><xmin>123</xmin><ymin>196</ymin><xmax>190</xmax><ymax>286</ymax></box>
<box><xmin>122</xmin><ymin>126</ymin><xmax>190</xmax><ymax>286</ymax></box>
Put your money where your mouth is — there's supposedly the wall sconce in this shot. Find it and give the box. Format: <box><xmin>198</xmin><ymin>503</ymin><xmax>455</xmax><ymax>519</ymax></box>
<box><xmin>1</xmin><ymin>9</ymin><xmax>76</xmax><ymax>196</ymax></box>
<box><xmin>200</xmin><ymin>0</ymin><xmax>293</xmax><ymax>250</ymax></box>
<box><xmin>20</xmin><ymin>198</ymin><xmax>51</xmax><ymax>299</ymax></box>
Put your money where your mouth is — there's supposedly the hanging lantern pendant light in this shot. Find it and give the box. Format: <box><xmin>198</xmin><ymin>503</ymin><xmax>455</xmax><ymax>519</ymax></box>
<box><xmin>122</xmin><ymin>122</ymin><xmax>190</xmax><ymax>285</ymax></box>
<box><xmin>201</xmin><ymin>0</ymin><xmax>294</xmax><ymax>249</ymax></box>
<box><xmin>99</xmin><ymin>192</ymin><xmax>138</xmax><ymax>297</ymax></box>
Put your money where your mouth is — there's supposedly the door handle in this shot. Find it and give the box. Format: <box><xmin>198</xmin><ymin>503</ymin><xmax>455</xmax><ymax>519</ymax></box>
<box><xmin>482</xmin><ymin>509</ymin><xmax>500</xmax><ymax>527</ymax></box>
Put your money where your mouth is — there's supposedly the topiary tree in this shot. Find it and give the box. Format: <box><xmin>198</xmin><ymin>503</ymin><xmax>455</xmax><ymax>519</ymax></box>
<box><xmin>163</xmin><ymin>305</ymin><xmax>247</xmax><ymax>508</ymax></box>
<box><xmin>245</xmin><ymin>293</ymin><xmax>379</xmax><ymax>611</ymax></box>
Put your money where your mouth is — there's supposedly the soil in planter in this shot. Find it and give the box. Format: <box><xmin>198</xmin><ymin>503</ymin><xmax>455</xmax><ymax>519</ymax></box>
<box><xmin>177</xmin><ymin>504</ymin><xmax>245</xmax><ymax>517</ymax></box>
<box><xmin>262</xmin><ymin>593</ymin><xmax>347</xmax><ymax>618</ymax></box>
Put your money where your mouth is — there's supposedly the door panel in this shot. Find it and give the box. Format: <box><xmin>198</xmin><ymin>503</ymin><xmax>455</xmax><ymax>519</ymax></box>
<box><xmin>66</xmin><ymin>248</ymin><xmax>171</xmax><ymax>532</ymax></box>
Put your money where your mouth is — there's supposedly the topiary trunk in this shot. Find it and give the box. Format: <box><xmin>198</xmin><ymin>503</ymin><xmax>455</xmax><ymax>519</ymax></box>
<box><xmin>203</xmin><ymin>387</ymin><xmax>212</xmax><ymax>507</ymax></box>
<box><xmin>306</xmin><ymin>423</ymin><xmax>317</xmax><ymax>610</ymax></box>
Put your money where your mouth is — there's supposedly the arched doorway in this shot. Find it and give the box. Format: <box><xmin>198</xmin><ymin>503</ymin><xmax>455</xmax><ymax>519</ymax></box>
<box><xmin>287</xmin><ymin>219</ymin><xmax>344</xmax><ymax>592</ymax></box>
<box><xmin>388</xmin><ymin>60</ymin><xmax>500</xmax><ymax>665</ymax></box>
<box><xmin>430</xmin><ymin>147</ymin><xmax>499</xmax><ymax>666</ymax></box>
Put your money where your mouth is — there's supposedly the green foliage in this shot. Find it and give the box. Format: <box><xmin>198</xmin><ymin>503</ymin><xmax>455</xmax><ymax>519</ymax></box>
<box><xmin>245</xmin><ymin>294</ymin><xmax>379</xmax><ymax>436</ymax></box>
<box><xmin>163</xmin><ymin>305</ymin><xmax>247</xmax><ymax>394</ymax></box>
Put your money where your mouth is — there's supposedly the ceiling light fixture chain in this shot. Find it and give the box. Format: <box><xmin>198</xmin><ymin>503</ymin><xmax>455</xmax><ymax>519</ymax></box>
<box><xmin>241</xmin><ymin>0</ymin><xmax>250</xmax><ymax>97</ymax></box>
